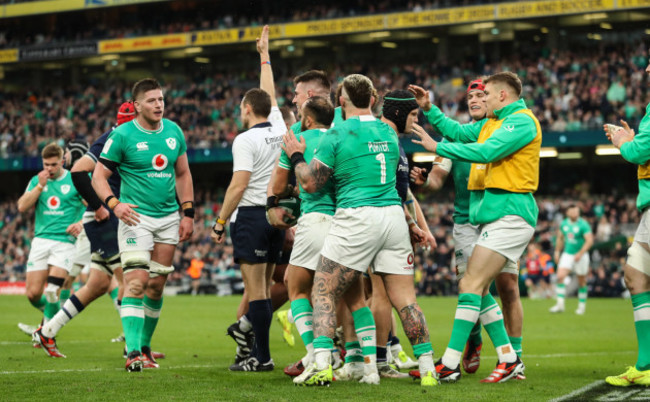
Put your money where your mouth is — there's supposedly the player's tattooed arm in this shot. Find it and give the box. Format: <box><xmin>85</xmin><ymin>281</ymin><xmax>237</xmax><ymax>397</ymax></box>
<box><xmin>294</xmin><ymin>159</ymin><xmax>332</xmax><ymax>194</ymax></box>
<box><xmin>398</xmin><ymin>303</ymin><xmax>430</xmax><ymax>345</ymax></box>
<box><xmin>311</xmin><ymin>256</ymin><xmax>361</xmax><ymax>339</ymax></box>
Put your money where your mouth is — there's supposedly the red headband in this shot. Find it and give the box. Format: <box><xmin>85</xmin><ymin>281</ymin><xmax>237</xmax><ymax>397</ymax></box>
<box><xmin>467</xmin><ymin>79</ymin><xmax>485</xmax><ymax>93</ymax></box>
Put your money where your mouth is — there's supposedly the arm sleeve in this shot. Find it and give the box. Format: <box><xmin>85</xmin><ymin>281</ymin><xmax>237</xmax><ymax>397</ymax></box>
<box><xmin>436</xmin><ymin>113</ymin><xmax>537</xmax><ymax>163</ymax></box>
<box><xmin>312</xmin><ymin>130</ymin><xmax>337</xmax><ymax>169</ymax></box>
<box><xmin>232</xmin><ymin>135</ymin><xmax>255</xmax><ymax>172</ymax></box>
<box><xmin>620</xmin><ymin>130</ymin><xmax>650</xmax><ymax>165</ymax></box>
<box><xmin>278</xmin><ymin>149</ymin><xmax>291</xmax><ymax>170</ymax></box>
<box><xmin>178</xmin><ymin>128</ymin><xmax>187</xmax><ymax>155</ymax></box>
<box><xmin>581</xmin><ymin>219</ymin><xmax>593</xmax><ymax>235</ymax></box>
<box><xmin>25</xmin><ymin>176</ymin><xmax>38</xmax><ymax>192</ymax></box>
<box><xmin>423</xmin><ymin>105</ymin><xmax>482</xmax><ymax>143</ymax></box>
<box><xmin>71</xmin><ymin>171</ymin><xmax>103</xmax><ymax>210</ymax></box>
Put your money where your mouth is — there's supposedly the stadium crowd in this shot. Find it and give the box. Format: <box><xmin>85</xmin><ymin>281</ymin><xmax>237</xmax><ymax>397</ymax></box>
<box><xmin>1</xmin><ymin>0</ymin><xmax>530</xmax><ymax>49</ymax></box>
<box><xmin>1</xmin><ymin>39</ymin><xmax>649</xmax><ymax>159</ymax></box>
<box><xmin>0</xmin><ymin>188</ymin><xmax>635</xmax><ymax>299</ymax></box>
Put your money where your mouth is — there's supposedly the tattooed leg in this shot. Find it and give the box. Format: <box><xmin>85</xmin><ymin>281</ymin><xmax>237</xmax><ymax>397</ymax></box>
<box><xmin>382</xmin><ymin>273</ymin><xmax>434</xmax><ymax>376</ymax></box>
<box><xmin>311</xmin><ymin>255</ymin><xmax>363</xmax><ymax>370</ymax></box>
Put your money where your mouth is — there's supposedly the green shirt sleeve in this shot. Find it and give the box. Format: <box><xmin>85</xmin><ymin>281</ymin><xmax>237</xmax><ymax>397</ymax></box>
<box><xmin>100</xmin><ymin>130</ymin><xmax>124</xmax><ymax>163</ymax></box>
<box><xmin>436</xmin><ymin>113</ymin><xmax>537</xmax><ymax>163</ymax></box>
<box><xmin>313</xmin><ymin>129</ymin><xmax>338</xmax><ymax>169</ymax></box>
<box><xmin>26</xmin><ymin>175</ymin><xmax>38</xmax><ymax>192</ymax></box>
<box><xmin>178</xmin><ymin>126</ymin><xmax>187</xmax><ymax>155</ymax></box>
<box><xmin>423</xmin><ymin>105</ymin><xmax>483</xmax><ymax>143</ymax></box>
<box><xmin>580</xmin><ymin>219</ymin><xmax>592</xmax><ymax>235</ymax></box>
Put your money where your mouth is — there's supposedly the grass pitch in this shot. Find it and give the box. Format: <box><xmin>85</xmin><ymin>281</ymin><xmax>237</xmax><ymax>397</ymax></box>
<box><xmin>0</xmin><ymin>295</ymin><xmax>638</xmax><ymax>401</ymax></box>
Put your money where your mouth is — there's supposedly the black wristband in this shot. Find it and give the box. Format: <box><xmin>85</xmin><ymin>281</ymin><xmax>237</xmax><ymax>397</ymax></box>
<box><xmin>290</xmin><ymin>152</ymin><xmax>306</xmax><ymax>168</ymax></box>
<box><xmin>212</xmin><ymin>225</ymin><xmax>225</xmax><ymax>237</ymax></box>
<box><xmin>266</xmin><ymin>195</ymin><xmax>278</xmax><ymax>211</ymax></box>
<box><xmin>183</xmin><ymin>208</ymin><xmax>195</xmax><ymax>219</ymax></box>
<box><xmin>105</xmin><ymin>195</ymin><xmax>116</xmax><ymax>205</ymax></box>
<box><xmin>71</xmin><ymin>171</ymin><xmax>103</xmax><ymax>210</ymax></box>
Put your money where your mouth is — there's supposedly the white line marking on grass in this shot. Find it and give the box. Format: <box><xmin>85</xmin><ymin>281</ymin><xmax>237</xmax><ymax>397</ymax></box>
<box><xmin>548</xmin><ymin>380</ymin><xmax>605</xmax><ymax>402</ymax></box>
<box><xmin>0</xmin><ymin>340</ymin><xmax>104</xmax><ymax>346</ymax></box>
<box><xmin>527</xmin><ymin>351</ymin><xmax>635</xmax><ymax>359</ymax></box>
<box><xmin>0</xmin><ymin>364</ymin><xmax>217</xmax><ymax>375</ymax></box>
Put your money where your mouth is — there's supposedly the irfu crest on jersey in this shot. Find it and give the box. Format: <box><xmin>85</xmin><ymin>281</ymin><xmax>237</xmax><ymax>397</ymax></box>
<box><xmin>61</xmin><ymin>184</ymin><xmax>70</xmax><ymax>194</ymax></box>
<box><xmin>166</xmin><ymin>138</ymin><xmax>177</xmax><ymax>150</ymax></box>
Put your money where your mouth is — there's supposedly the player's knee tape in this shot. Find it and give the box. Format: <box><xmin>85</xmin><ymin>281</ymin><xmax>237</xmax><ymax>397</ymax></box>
<box><xmin>44</xmin><ymin>283</ymin><xmax>60</xmax><ymax>303</ymax></box>
<box><xmin>120</xmin><ymin>250</ymin><xmax>150</xmax><ymax>272</ymax></box>
<box><xmin>456</xmin><ymin>262</ymin><xmax>467</xmax><ymax>279</ymax></box>
<box><xmin>91</xmin><ymin>252</ymin><xmax>121</xmax><ymax>275</ymax></box>
<box><xmin>627</xmin><ymin>242</ymin><xmax>650</xmax><ymax>275</ymax></box>
<box><xmin>69</xmin><ymin>263</ymin><xmax>83</xmax><ymax>278</ymax></box>
<box><xmin>149</xmin><ymin>261</ymin><xmax>174</xmax><ymax>276</ymax></box>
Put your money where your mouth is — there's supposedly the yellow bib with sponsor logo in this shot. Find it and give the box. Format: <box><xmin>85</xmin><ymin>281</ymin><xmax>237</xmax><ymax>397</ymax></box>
<box><xmin>467</xmin><ymin>109</ymin><xmax>542</xmax><ymax>193</ymax></box>
<box><xmin>638</xmin><ymin>163</ymin><xmax>650</xmax><ymax>180</ymax></box>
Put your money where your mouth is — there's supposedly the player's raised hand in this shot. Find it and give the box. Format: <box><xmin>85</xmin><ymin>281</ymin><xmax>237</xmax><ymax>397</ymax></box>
<box><xmin>610</xmin><ymin>119</ymin><xmax>635</xmax><ymax>148</ymax></box>
<box><xmin>411</xmin><ymin>123</ymin><xmax>438</xmax><ymax>153</ymax></box>
<box><xmin>407</xmin><ymin>84</ymin><xmax>432</xmax><ymax>111</ymax></box>
<box><xmin>178</xmin><ymin>216</ymin><xmax>194</xmax><ymax>242</ymax></box>
<box><xmin>113</xmin><ymin>202</ymin><xmax>140</xmax><ymax>226</ymax></box>
<box><xmin>37</xmin><ymin>169</ymin><xmax>49</xmax><ymax>186</ymax></box>
<box><xmin>410</xmin><ymin>166</ymin><xmax>428</xmax><ymax>186</ymax></box>
<box><xmin>281</xmin><ymin>132</ymin><xmax>307</xmax><ymax>159</ymax></box>
<box><xmin>256</xmin><ymin>25</ymin><xmax>269</xmax><ymax>55</ymax></box>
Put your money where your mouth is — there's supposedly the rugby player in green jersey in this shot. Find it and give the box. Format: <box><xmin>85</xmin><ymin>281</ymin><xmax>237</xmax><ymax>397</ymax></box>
<box><xmin>603</xmin><ymin>60</ymin><xmax>650</xmax><ymax>386</ymax></box>
<box><xmin>93</xmin><ymin>78</ymin><xmax>195</xmax><ymax>372</ymax></box>
<box><xmin>17</xmin><ymin>143</ymin><xmax>85</xmax><ymax>357</ymax></box>
<box><xmin>411</xmin><ymin>72</ymin><xmax>540</xmax><ymax>383</ymax></box>
<box><xmin>282</xmin><ymin>74</ymin><xmax>437</xmax><ymax>387</ymax></box>
<box><xmin>549</xmin><ymin>205</ymin><xmax>593</xmax><ymax>315</ymax></box>
<box><xmin>410</xmin><ymin>78</ymin><xmax>525</xmax><ymax>378</ymax></box>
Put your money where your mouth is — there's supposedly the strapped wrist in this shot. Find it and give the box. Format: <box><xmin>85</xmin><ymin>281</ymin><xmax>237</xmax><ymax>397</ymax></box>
<box><xmin>290</xmin><ymin>152</ymin><xmax>306</xmax><ymax>168</ymax></box>
<box><xmin>105</xmin><ymin>195</ymin><xmax>120</xmax><ymax>210</ymax></box>
<box><xmin>216</xmin><ymin>217</ymin><xmax>226</xmax><ymax>225</ymax></box>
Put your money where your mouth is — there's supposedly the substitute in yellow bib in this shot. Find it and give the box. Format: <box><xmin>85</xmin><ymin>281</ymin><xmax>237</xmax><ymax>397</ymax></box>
<box><xmin>411</xmin><ymin>71</ymin><xmax>540</xmax><ymax>384</ymax></box>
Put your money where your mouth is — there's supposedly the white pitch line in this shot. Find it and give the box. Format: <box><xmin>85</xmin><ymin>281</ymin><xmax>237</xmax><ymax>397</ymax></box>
<box><xmin>548</xmin><ymin>380</ymin><xmax>605</xmax><ymax>402</ymax></box>
<box><xmin>0</xmin><ymin>340</ymin><xmax>105</xmax><ymax>346</ymax></box>
<box><xmin>0</xmin><ymin>364</ymin><xmax>216</xmax><ymax>375</ymax></box>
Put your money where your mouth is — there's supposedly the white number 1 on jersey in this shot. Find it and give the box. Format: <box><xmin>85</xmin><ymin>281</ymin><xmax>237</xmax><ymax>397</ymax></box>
<box><xmin>376</xmin><ymin>153</ymin><xmax>386</xmax><ymax>184</ymax></box>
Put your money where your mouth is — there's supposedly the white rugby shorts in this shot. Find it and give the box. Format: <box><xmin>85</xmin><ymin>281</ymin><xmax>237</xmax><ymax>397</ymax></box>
<box><xmin>289</xmin><ymin>212</ymin><xmax>332</xmax><ymax>271</ymax></box>
<box><xmin>118</xmin><ymin>212</ymin><xmax>180</xmax><ymax>253</ymax></box>
<box><xmin>320</xmin><ymin>205</ymin><xmax>414</xmax><ymax>275</ymax></box>
<box><xmin>26</xmin><ymin>237</ymin><xmax>76</xmax><ymax>273</ymax></box>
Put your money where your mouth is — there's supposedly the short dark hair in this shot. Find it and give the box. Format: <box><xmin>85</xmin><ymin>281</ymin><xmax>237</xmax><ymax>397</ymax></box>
<box><xmin>293</xmin><ymin>70</ymin><xmax>331</xmax><ymax>91</ymax></box>
<box><xmin>132</xmin><ymin>78</ymin><xmax>162</xmax><ymax>102</ymax></box>
<box><xmin>279</xmin><ymin>106</ymin><xmax>296</xmax><ymax>125</ymax></box>
<box><xmin>484</xmin><ymin>71</ymin><xmax>522</xmax><ymax>97</ymax></box>
<box><xmin>42</xmin><ymin>142</ymin><xmax>63</xmax><ymax>159</ymax></box>
<box><xmin>342</xmin><ymin>74</ymin><xmax>374</xmax><ymax>109</ymax></box>
<box><xmin>303</xmin><ymin>96</ymin><xmax>334</xmax><ymax>127</ymax></box>
<box><xmin>242</xmin><ymin>88</ymin><xmax>272</xmax><ymax>118</ymax></box>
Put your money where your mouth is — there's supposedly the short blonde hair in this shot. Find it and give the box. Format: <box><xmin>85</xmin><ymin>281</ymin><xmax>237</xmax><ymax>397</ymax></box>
<box><xmin>341</xmin><ymin>74</ymin><xmax>374</xmax><ymax>108</ymax></box>
<box><xmin>41</xmin><ymin>142</ymin><xmax>63</xmax><ymax>159</ymax></box>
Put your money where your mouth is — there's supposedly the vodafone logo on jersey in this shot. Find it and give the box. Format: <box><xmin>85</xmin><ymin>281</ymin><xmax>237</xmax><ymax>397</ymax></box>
<box><xmin>47</xmin><ymin>196</ymin><xmax>61</xmax><ymax>209</ymax></box>
<box><xmin>152</xmin><ymin>154</ymin><xmax>168</xmax><ymax>171</ymax></box>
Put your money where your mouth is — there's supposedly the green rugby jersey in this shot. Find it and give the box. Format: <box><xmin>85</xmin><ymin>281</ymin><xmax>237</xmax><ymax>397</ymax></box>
<box><xmin>620</xmin><ymin>103</ymin><xmax>650</xmax><ymax>211</ymax></box>
<box><xmin>27</xmin><ymin>169</ymin><xmax>84</xmax><ymax>244</ymax></box>
<box><xmin>278</xmin><ymin>128</ymin><xmax>336</xmax><ymax>216</ymax></box>
<box><xmin>559</xmin><ymin>217</ymin><xmax>592</xmax><ymax>254</ymax></box>
<box><xmin>100</xmin><ymin>118</ymin><xmax>187</xmax><ymax>218</ymax></box>
<box><xmin>289</xmin><ymin>106</ymin><xmax>344</xmax><ymax>134</ymax></box>
<box><xmin>313</xmin><ymin>115</ymin><xmax>401</xmax><ymax>209</ymax></box>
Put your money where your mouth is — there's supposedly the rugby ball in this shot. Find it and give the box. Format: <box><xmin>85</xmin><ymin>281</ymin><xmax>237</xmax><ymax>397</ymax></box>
<box><xmin>277</xmin><ymin>197</ymin><xmax>301</xmax><ymax>226</ymax></box>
